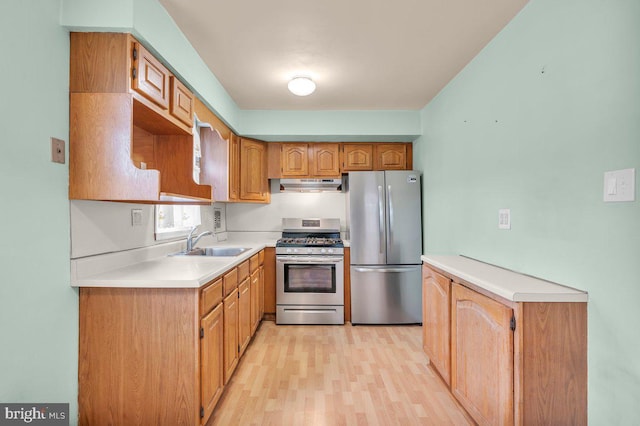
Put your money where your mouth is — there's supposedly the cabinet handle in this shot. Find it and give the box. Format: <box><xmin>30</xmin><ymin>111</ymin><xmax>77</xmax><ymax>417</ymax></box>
<box><xmin>132</xmin><ymin>67</ymin><xmax>137</xmax><ymax>80</ymax></box>
<box><xmin>132</xmin><ymin>47</ymin><xmax>137</xmax><ymax>60</ymax></box>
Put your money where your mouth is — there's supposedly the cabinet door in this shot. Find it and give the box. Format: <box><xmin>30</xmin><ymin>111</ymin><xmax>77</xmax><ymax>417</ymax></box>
<box><xmin>374</xmin><ymin>144</ymin><xmax>407</xmax><ymax>170</ymax></box>
<box><xmin>250</xmin><ymin>269</ymin><xmax>260</xmax><ymax>336</ymax></box>
<box><xmin>310</xmin><ymin>143</ymin><xmax>341</xmax><ymax>177</ymax></box>
<box><xmin>451</xmin><ymin>283</ymin><xmax>514</xmax><ymax>426</ymax></box>
<box><xmin>281</xmin><ymin>143</ymin><xmax>309</xmax><ymax>177</ymax></box>
<box><xmin>223</xmin><ymin>289</ymin><xmax>239</xmax><ymax>384</ymax></box>
<box><xmin>238</xmin><ymin>278</ymin><xmax>251</xmax><ymax>357</ymax></box>
<box><xmin>229</xmin><ymin>134</ymin><xmax>240</xmax><ymax>201</ymax></box>
<box><xmin>131</xmin><ymin>42</ymin><xmax>170</xmax><ymax>110</ymax></box>
<box><xmin>200</xmin><ymin>303</ymin><xmax>223</xmax><ymax>422</ymax></box>
<box><xmin>239</xmin><ymin>138</ymin><xmax>268</xmax><ymax>202</ymax></box>
<box><xmin>342</xmin><ymin>144</ymin><xmax>373</xmax><ymax>171</ymax></box>
<box><xmin>422</xmin><ymin>265</ymin><xmax>451</xmax><ymax>386</ymax></box>
<box><xmin>169</xmin><ymin>76</ymin><xmax>193</xmax><ymax>127</ymax></box>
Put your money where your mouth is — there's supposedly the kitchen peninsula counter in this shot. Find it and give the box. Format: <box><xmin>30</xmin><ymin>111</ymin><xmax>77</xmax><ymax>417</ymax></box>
<box><xmin>421</xmin><ymin>254</ymin><xmax>588</xmax><ymax>303</ymax></box>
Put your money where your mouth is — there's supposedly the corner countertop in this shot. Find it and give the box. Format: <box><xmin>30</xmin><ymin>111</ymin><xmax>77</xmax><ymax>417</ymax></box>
<box><xmin>71</xmin><ymin>236</ymin><xmax>277</xmax><ymax>289</ymax></box>
<box><xmin>421</xmin><ymin>255</ymin><xmax>588</xmax><ymax>303</ymax></box>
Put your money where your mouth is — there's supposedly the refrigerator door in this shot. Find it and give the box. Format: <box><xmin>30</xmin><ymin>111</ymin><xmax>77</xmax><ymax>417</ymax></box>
<box><xmin>350</xmin><ymin>265</ymin><xmax>422</xmax><ymax>324</ymax></box>
<box><xmin>384</xmin><ymin>171</ymin><xmax>422</xmax><ymax>265</ymax></box>
<box><xmin>348</xmin><ymin>171</ymin><xmax>386</xmax><ymax>265</ymax></box>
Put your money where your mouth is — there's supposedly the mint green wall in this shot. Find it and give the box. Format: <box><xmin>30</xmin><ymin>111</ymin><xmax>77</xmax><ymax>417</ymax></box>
<box><xmin>240</xmin><ymin>109</ymin><xmax>421</xmax><ymax>142</ymax></box>
<box><xmin>0</xmin><ymin>0</ymin><xmax>78</xmax><ymax>422</ymax></box>
<box><xmin>413</xmin><ymin>0</ymin><xmax>640</xmax><ymax>422</ymax></box>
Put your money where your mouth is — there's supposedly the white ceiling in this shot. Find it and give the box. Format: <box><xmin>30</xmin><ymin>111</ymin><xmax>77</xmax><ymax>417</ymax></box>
<box><xmin>159</xmin><ymin>0</ymin><xmax>529</xmax><ymax>111</ymax></box>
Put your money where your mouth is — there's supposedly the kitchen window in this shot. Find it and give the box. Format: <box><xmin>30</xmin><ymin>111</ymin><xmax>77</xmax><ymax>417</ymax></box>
<box><xmin>155</xmin><ymin>205</ymin><xmax>201</xmax><ymax>240</ymax></box>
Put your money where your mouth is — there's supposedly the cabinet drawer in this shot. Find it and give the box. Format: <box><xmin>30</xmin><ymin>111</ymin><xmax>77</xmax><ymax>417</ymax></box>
<box><xmin>223</xmin><ymin>269</ymin><xmax>238</xmax><ymax>297</ymax></box>
<box><xmin>250</xmin><ymin>254</ymin><xmax>260</xmax><ymax>272</ymax></box>
<box><xmin>170</xmin><ymin>76</ymin><xmax>193</xmax><ymax>126</ymax></box>
<box><xmin>201</xmin><ymin>278</ymin><xmax>223</xmax><ymax>316</ymax></box>
<box><xmin>131</xmin><ymin>42</ymin><xmax>170</xmax><ymax>110</ymax></box>
<box><xmin>237</xmin><ymin>260</ymin><xmax>250</xmax><ymax>282</ymax></box>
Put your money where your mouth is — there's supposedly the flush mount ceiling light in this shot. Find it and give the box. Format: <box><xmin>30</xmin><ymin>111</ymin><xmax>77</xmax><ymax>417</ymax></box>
<box><xmin>288</xmin><ymin>76</ymin><xmax>316</xmax><ymax>96</ymax></box>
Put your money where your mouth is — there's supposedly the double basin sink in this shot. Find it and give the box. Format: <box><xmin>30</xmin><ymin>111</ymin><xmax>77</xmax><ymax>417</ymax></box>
<box><xmin>171</xmin><ymin>247</ymin><xmax>251</xmax><ymax>257</ymax></box>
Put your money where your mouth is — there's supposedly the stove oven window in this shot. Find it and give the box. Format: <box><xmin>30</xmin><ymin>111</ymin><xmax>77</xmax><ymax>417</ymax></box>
<box><xmin>284</xmin><ymin>264</ymin><xmax>336</xmax><ymax>293</ymax></box>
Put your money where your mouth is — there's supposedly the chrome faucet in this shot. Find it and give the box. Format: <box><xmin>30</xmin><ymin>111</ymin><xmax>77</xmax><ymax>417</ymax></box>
<box><xmin>186</xmin><ymin>225</ymin><xmax>213</xmax><ymax>252</ymax></box>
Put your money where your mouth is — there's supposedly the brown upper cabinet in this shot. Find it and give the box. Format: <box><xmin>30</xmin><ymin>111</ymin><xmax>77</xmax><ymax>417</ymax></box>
<box><xmin>131</xmin><ymin>41</ymin><xmax>170</xmax><ymax>110</ymax></box>
<box><xmin>239</xmin><ymin>138</ymin><xmax>270</xmax><ymax>203</ymax></box>
<box><xmin>195</xmin><ymin>98</ymin><xmax>269</xmax><ymax>203</ymax></box>
<box><xmin>271</xmin><ymin>142</ymin><xmax>412</xmax><ymax>177</ymax></box>
<box><xmin>310</xmin><ymin>144</ymin><xmax>341</xmax><ymax>176</ymax></box>
<box><xmin>342</xmin><ymin>143</ymin><xmax>413</xmax><ymax>171</ymax></box>
<box><xmin>374</xmin><ymin>144</ymin><xmax>411</xmax><ymax>170</ymax></box>
<box><xmin>69</xmin><ymin>32</ymin><xmax>210</xmax><ymax>203</ymax></box>
<box><xmin>342</xmin><ymin>144</ymin><xmax>373</xmax><ymax>171</ymax></box>
<box><xmin>281</xmin><ymin>143</ymin><xmax>309</xmax><ymax>177</ymax></box>
<box><xmin>277</xmin><ymin>143</ymin><xmax>341</xmax><ymax>178</ymax></box>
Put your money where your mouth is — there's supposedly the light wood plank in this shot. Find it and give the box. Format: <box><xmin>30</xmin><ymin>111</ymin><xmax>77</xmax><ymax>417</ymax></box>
<box><xmin>208</xmin><ymin>322</ymin><xmax>471</xmax><ymax>425</ymax></box>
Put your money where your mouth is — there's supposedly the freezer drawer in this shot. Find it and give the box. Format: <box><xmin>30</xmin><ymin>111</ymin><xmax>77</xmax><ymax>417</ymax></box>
<box><xmin>350</xmin><ymin>265</ymin><xmax>422</xmax><ymax>324</ymax></box>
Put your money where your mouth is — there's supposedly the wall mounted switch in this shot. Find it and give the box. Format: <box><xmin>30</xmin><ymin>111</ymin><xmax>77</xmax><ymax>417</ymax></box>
<box><xmin>604</xmin><ymin>168</ymin><xmax>635</xmax><ymax>202</ymax></box>
<box><xmin>498</xmin><ymin>208</ymin><xmax>511</xmax><ymax>230</ymax></box>
<box><xmin>51</xmin><ymin>137</ymin><xmax>65</xmax><ymax>164</ymax></box>
<box><xmin>131</xmin><ymin>209</ymin><xmax>143</xmax><ymax>226</ymax></box>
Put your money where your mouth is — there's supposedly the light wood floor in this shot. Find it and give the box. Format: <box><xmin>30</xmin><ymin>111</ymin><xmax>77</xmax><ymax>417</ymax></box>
<box><xmin>208</xmin><ymin>321</ymin><xmax>472</xmax><ymax>425</ymax></box>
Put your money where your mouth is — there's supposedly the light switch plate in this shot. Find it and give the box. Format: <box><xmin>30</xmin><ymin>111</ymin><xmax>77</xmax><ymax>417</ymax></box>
<box><xmin>131</xmin><ymin>209</ymin><xmax>143</xmax><ymax>226</ymax></box>
<box><xmin>603</xmin><ymin>168</ymin><xmax>635</xmax><ymax>202</ymax></box>
<box><xmin>51</xmin><ymin>137</ymin><xmax>65</xmax><ymax>164</ymax></box>
<box><xmin>498</xmin><ymin>208</ymin><xmax>511</xmax><ymax>230</ymax></box>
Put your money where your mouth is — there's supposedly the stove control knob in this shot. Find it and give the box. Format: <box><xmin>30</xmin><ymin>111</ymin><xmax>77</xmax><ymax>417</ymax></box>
<box><xmin>307</xmin><ymin>248</ymin><xmax>313</xmax><ymax>254</ymax></box>
<box><xmin>327</xmin><ymin>248</ymin><xmax>333</xmax><ymax>254</ymax></box>
<box><xmin>321</xmin><ymin>248</ymin><xmax>327</xmax><ymax>254</ymax></box>
<box><xmin>286</xmin><ymin>248</ymin><xmax>292</xmax><ymax>253</ymax></box>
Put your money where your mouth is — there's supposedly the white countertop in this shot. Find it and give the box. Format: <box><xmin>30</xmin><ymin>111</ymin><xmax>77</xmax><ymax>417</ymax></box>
<box><xmin>71</xmin><ymin>236</ymin><xmax>277</xmax><ymax>289</ymax></box>
<box><xmin>421</xmin><ymin>255</ymin><xmax>588</xmax><ymax>303</ymax></box>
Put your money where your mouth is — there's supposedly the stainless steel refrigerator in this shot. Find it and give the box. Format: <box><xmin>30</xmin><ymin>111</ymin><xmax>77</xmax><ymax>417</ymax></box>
<box><xmin>348</xmin><ymin>170</ymin><xmax>422</xmax><ymax>324</ymax></box>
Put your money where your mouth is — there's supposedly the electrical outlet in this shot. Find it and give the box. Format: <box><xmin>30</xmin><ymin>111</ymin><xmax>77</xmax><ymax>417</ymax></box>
<box><xmin>498</xmin><ymin>208</ymin><xmax>511</xmax><ymax>230</ymax></box>
<box><xmin>51</xmin><ymin>138</ymin><xmax>65</xmax><ymax>164</ymax></box>
<box><xmin>131</xmin><ymin>209</ymin><xmax>143</xmax><ymax>226</ymax></box>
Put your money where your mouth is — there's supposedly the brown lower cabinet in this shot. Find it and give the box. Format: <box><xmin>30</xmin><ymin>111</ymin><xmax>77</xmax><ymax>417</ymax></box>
<box><xmin>422</xmin><ymin>264</ymin><xmax>587</xmax><ymax>426</ymax></box>
<box><xmin>79</xmin><ymin>250</ymin><xmax>266</xmax><ymax>425</ymax></box>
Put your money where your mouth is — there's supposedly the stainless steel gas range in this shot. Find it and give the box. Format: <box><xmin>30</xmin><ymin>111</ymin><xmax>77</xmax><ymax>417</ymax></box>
<box><xmin>275</xmin><ymin>218</ymin><xmax>345</xmax><ymax>325</ymax></box>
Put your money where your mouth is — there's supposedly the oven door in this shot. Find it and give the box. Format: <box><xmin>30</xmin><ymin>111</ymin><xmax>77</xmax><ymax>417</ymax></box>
<box><xmin>276</xmin><ymin>255</ymin><xmax>344</xmax><ymax>306</ymax></box>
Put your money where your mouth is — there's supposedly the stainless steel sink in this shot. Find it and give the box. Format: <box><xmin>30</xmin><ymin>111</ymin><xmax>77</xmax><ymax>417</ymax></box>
<box><xmin>171</xmin><ymin>247</ymin><xmax>251</xmax><ymax>257</ymax></box>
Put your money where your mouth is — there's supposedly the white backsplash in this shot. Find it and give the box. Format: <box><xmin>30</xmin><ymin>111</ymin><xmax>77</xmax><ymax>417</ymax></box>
<box><xmin>70</xmin><ymin>200</ymin><xmax>218</xmax><ymax>259</ymax></box>
<box><xmin>70</xmin><ymin>181</ymin><xmax>347</xmax><ymax>258</ymax></box>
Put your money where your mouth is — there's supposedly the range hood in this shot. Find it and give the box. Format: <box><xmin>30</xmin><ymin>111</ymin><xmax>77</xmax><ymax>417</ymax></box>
<box><xmin>279</xmin><ymin>178</ymin><xmax>343</xmax><ymax>192</ymax></box>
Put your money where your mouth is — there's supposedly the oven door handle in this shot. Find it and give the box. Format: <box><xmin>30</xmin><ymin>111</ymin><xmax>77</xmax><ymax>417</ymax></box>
<box><xmin>276</xmin><ymin>256</ymin><xmax>343</xmax><ymax>264</ymax></box>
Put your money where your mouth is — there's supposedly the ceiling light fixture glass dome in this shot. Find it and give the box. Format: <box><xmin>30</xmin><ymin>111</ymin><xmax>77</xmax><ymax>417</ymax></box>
<box><xmin>288</xmin><ymin>76</ymin><xmax>316</xmax><ymax>96</ymax></box>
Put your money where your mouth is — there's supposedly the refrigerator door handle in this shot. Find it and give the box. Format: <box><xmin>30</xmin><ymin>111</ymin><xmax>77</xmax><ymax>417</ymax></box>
<box><xmin>387</xmin><ymin>184</ymin><xmax>394</xmax><ymax>250</ymax></box>
<box><xmin>377</xmin><ymin>185</ymin><xmax>385</xmax><ymax>254</ymax></box>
